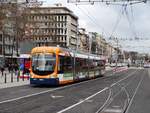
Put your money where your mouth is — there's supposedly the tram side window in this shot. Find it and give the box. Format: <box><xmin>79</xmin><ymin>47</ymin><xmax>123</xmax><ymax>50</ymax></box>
<box><xmin>59</xmin><ymin>56</ymin><xmax>72</xmax><ymax>73</ymax></box>
<box><xmin>99</xmin><ymin>60</ymin><xmax>105</xmax><ymax>67</ymax></box>
<box><xmin>89</xmin><ymin>59</ymin><xmax>94</xmax><ymax>70</ymax></box>
<box><xmin>82</xmin><ymin>59</ymin><xmax>88</xmax><ymax>70</ymax></box>
<box><xmin>75</xmin><ymin>58</ymin><xmax>82</xmax><ymax>71</ymax></box>
<box><xmin>75</xmin><ymin>58</ymin><xmax>88</xmax><ymax>71</ymax></box>
<box><xmin>93</xmin><ymin>60</ymin><xmax>99</xmax><ymax>70</ymax></box>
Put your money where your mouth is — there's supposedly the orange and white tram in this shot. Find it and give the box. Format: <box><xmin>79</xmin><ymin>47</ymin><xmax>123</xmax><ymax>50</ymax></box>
<box><xmin>30</xmin><ymin>46</ymin><xmax>106</xmax><ymax>85</ymax></box>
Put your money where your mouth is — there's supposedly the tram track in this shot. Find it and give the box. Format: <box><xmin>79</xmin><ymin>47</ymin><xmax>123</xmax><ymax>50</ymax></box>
<box><xmin>0</xmin><ymin>69</ymin><xmax>140</xmax><ymax>113</ymax></box>
<box><xmin>99</xmin><ymin>69</ymin><xmax>144</xmax><ymax>113</ymax></box>
<box><xmin>93</xmin><ymin>69</ymin><xmax>140</xmax><ymax>113</ymax></box>
<box><xmin>93</xmin><ymin>69</ymin><xmax>138</xmax><ymax>113</ymax></box>
<box><xmin>57</xmin><ymin>69</ymin><xmax>138</xmax><ymax>113</ymax></box>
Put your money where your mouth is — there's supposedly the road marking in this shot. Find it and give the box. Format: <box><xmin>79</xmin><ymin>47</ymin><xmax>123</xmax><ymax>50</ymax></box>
<box><xmin>110</xmin><ymin>70</ymin><xmax>138</xmax><ymax>87</ymax></box>
<box><xmin>147</xmin><ymin>69</ymin><xmax>150</xmax><ymax>78</ymax></box>
<box><xmin>124</xmin><ymin>70</ymin><xmax>144</xmax><ymax>113</ymax></box>
<box><xmin>112</xmin><ymin>105</ymin><xmax>121</xmax><ymax>108</ymax></box>
<box><xmin>103</xmin><ymin>108</ymin><xmax>122</xmax><ymax>113</ymax></box>
<box><xmin>79</xmin><ymin>99</ymin><xmax>93</xmax><ymax>103</ymax></box>
<box><xmin>0</xmin><ymin>69</ymin><xmax>132</xmax><ymax>104</ymax></box>
<box><xmin>57</xmin><ymin>87</ymin><xmax>109</xmax><ymax>113</ymax></box>
<box><xmin>95</xmin><ymin>88</ymin><xmax>112</xmax><ymax>113</ymax></box>
<box><xmin>51</xmin><ymin>94</ymin><xmax>64</xmax><ymax>99</ymax></box>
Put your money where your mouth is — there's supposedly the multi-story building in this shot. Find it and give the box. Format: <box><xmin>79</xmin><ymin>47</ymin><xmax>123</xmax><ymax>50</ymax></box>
<box><xmin>89</xmin><ymin>32</ymin><xmax>97</xmax><ymax>54</ymax></box>
<box><xmin>96</xmin><ymin>34</ymin><xmax>107</xmax><ymax>55</ymax></box>
<box><xmin>24</xmin><ymin>4</ymin><xmax>79</xmax><ymax>50</ymax></box>
<box><xmin>0</xmin><ymin>1</ymin><xmax>18</xmax><ymax>65</ymax></box>
<box><xmin>0</xmin><ymin>0</ymin><xmax>42</xmax><ymax>65</ymax></box>
<box><xmin>78</xmin><ymin>28</ymin><xmax>89</xmax><ymax>52</ymax></box>
<box><xmin>105</xmin><ymin>43</ymin><xmax>115</xmax><ymax>63</ymax></box>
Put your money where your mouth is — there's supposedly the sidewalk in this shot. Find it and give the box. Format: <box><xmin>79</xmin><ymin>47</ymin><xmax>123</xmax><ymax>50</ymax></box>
<box><xmin>0</xmin><ymin>70</ymin><xmax>30</xmax><ymax>89</ymax></box>
<box><xmin>0</xmin><ymin>80</ymin><xmax>29</xmax><ymax>89</ymax></box>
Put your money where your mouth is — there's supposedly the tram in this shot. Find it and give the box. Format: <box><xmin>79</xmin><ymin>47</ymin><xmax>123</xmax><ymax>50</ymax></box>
<box><xmin>30</xmin><ymin>46</ymin><xmax>106</xmax><ymax>85</ymax></box>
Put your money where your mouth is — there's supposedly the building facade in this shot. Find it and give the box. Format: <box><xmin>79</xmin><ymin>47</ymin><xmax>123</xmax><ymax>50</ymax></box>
<box><xmin>78</xmin><ymin>28</ymin><xmax>89</xmax><ymax>52</ymax></box>
<box><xmin>95</xmin><ymin>34</ymin><xmax>107</xmax><ymax>55</ymax></box>
<box><xmin>0</xmin><ymin>1</ymin><xmax>18</xmax><ymax>65</ymax></box>
<box><xmin>24</xmin><ymin>5</ymin><xmax>79</xmax><ymax>50</ymax></box>
<box><xmin>88</xmin><ymin>32</ymin><xmax>98</xmax><ymax>54</ymax></box>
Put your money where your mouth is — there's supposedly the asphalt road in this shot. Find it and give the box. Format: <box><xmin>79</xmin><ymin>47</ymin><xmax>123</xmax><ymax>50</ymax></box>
<box><xmin>0</xmin><ymin>68</ymin><xmax>147</xmax><ymax>113</ymax></box>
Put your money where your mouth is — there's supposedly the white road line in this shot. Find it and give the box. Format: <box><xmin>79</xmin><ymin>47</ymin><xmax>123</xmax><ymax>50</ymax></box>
<box><xmin>147</xmin><ymin>69</ymin><xmax>150</xmax><ymax>78</ymax></box>
<box><xmin>124</xmin><ymin>71</ymin><xmax>144</xmax><ymax>113</ymax></box>
<box><xmin>110</xmin><ymin>70</ymin><xmax>138</xmax><ymax>87</ymax></box>
<box><xmin>103</xmin><ymin>108</ymin><xmax>122</xmax><ymax>113</ymax></box>
<box><xmin>57</xmin><ymin>87</ymin><xmax>109</xmax><ymax>113</ymax></box>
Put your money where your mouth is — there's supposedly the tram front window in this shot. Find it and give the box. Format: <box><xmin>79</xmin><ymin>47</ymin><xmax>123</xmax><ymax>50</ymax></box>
<box><xmin>32</xmin><ymin>54</ymin><xmax>56</xmax><ymax>75</ymax></box>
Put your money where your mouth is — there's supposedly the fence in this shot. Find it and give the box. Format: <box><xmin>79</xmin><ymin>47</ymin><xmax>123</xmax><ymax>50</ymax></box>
<box><xmin>0</xmin><ymin>70</ymin><xmax>29</xmax><ymax>84</ymax></box>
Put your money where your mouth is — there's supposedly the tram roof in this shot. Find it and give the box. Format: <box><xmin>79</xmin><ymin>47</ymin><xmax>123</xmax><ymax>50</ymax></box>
<box><xmin>31</xmin><ymin>46</ymin><xmax>105</xmax><ymax>60</ymax></box>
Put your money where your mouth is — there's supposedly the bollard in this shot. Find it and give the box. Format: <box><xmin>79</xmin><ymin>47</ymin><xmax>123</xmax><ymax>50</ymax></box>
<box><xmin>4</xmin><ymin>73</ymin><xmax>6</xmax><ymax>83</ymax></box>
<box><xmin>11</xmin><ymin>71</ymin><xmax>13</xmax><ymax>83</ymax></box>
<box><xmin>17</xmin><ymin>70</ymin><xmax>20</xmax><ymax>82</ymax></box>
<box><xmin>2</xmin><ymin>71</ymin><xmax>3</xmax><ymax>77</ymax></box>
<box><xmin>27</xmin><ymin>74</ymin><xmax>30</xmax><ymax>80</ymax></box>
<box><xmin>17</xmin><ymin>74</ymin><xmax>19</xmax><ymax>82</ymax></box>
<box><xmin>28</xmin><ymin>76</ymin><xmax>29</xmax><ymax>80</ymax></box>
<box><xmin>22</xmin><ymin>73</ymin><xmax>24</xmax><ymax>81</ymax></box>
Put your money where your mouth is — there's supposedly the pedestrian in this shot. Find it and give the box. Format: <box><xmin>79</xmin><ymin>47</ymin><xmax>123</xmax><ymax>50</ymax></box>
<box><xmin>0</xmin><ymin>66</ymin><xmax>4</xmax><ymax>77</ymax></box>
<box><xmin>127</xmin><ymin>63</ymin><xmax>130</xmax><ymax>68</ymax></box>
<box><xmin>11</xmin><ymin>64</ymin><xmax>15</xmax><ymax>72</ymax></box>
<box><xmin>14</xmin><ymin>63</ymin><xmax>18</xmax><ymax>76</ymax></box>
<box><xmin>8</xmin><ymin>64</ymin><xmax>11</xmax><ymax>73</ymax></box>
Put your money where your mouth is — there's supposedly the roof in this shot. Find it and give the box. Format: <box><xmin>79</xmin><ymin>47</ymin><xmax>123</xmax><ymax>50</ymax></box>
<box><xmin>31</xmin><ymin>46</ymin><xmax>105</xmax><ymax>60</ymax></box>
<box><xmin>26</xmin><ymin>6</ymin><xmax>78</xmax><ymax>20</ymax></box>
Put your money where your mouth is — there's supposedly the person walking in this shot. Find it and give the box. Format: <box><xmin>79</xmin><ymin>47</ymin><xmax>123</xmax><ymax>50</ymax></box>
<box><xmin>8</xmin><ymin>64</ymin><xmax>11</xmax><ymax>73</ymax></box>
<box><xmin>0</xmin><ymin>65</ymin><xmax>4</xmax><ymax>77</ymax></box>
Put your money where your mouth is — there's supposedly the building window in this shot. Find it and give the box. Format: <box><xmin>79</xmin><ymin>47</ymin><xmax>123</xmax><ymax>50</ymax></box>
<box><xmin>58</xmin><ymin>16</ymin><xmax>60</xmax><ymax>21</ymax></box>
<box><xmin>65</xmin><ymin>16</ymin><xmax>67</xmax><ymax>21</ymax></box>
<box><xmin>0</xmin><ymin>34</ymin><xmax>2</xmax><ymax>41</ymax></box>
<box><xmin>54</xmin><ymin>16</ymin><xmax>57</xmax><ymax>21</ymax></box>
<box><xmin>45</xmin><ymin>16</ymin><xmax>48</xmax><ymax>20</ymax></box>
<box><xmin>61</xmin><ymin>29</ymin><xmax>63</xmax><ymax>34</ymax></box>
<box><xmin>61</xmin><ymin>16</ymin><xmax>63</xmax><ymax>21</ymax></box>
<box><xmin>65</xmin><ymin>29</ymin><xmax>67</xmax><ymax>34</ymax></box>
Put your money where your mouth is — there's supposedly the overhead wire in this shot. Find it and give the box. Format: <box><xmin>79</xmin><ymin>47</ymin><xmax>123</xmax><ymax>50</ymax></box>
<box><xmin>68</xmin><ymin>0</ymin><xmax>150</xmax><ymax>53</ymax></box>
<box><xmin>130</xmin><ymin>4</ymin><xmax>138</xmax><ymax>39</ymax></box>
<box><xmin>110</xmin><ymin>3</ymin><xmax>126</xmax><ymax>37</ymax></box>
<box><xmin>124</xmin><ymin>4</ymin><xmax>138</xmax><ymax>38</ymax></box>
<box><xmin>76</xmin><ymin>5</ymin><xmax>109</xmax><ymax>37</ymax></box>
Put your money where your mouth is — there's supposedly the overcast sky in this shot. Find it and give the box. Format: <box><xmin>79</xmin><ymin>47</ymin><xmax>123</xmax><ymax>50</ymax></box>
<box><xmin>43</xmin><ymin>0</ymin><xmax>150</xmax><ymax>53</ymax></box>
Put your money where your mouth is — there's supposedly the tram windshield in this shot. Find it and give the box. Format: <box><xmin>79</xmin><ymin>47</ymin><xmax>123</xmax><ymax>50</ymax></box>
<box><xmin>32</xmin><ymin>53</ymin><xmax>56</xmax><ymax>75</ymax></box>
